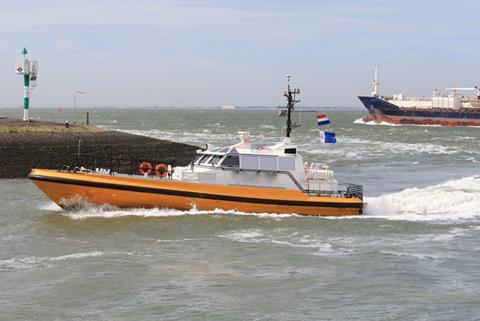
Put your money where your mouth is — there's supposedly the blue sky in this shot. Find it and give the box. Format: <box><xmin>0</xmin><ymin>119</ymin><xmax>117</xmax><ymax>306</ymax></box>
<box><xmin>0</xmin><ymin>0</ymin><xmax>479</xmax><ymax>108</ymax></box>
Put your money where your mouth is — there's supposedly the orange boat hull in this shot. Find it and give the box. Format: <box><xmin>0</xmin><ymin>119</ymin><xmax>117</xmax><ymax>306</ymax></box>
<box><xmin>29</xmin><ymin>169</ymin><xmax>363</xmax><ymax>217</ymax></box>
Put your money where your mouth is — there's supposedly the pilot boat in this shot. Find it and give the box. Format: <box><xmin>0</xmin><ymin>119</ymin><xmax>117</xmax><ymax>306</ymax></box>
<box><xmin>29</xmin><ymin>80</ymin><xmax>364</xmax><ymax>216</ymax></box>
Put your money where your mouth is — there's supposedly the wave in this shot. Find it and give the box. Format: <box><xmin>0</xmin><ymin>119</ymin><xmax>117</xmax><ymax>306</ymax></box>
<box><xmin>117</xmin><ymin>128</ymin><xmax>237</xmax><ymax>146</ymax></box>
<box><xmin>217</xmin><ymin>229</ymin><xmax>335</xmax><ymax>255</ymax></box>
<box><xmin>305</xmin><ymin>137</ymin><xmax>459</xmax><ymax>159</ymax></box>
<box><xmin>0</xmin><ymin>251</ymin><xmax>138</xmax><ymax>270</ymax></box>
<box><xmin>365</xmin><ymin>175</ymin><xmax>480</xmax><ymax>221</ymax></box>
<box><xmin>116</xmin><ymin>129</ymin><xmax>284</xmax><ymax>148</ymax></box>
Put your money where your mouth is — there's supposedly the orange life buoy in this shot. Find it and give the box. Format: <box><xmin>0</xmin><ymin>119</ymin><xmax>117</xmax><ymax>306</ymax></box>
<box><xmin>155</xmin><ymin>164</ymin><xmax>168</xmax><ymax>177</ymax></box>
<box><xmin>139</xmin><ymin>161</ymin><xmax>153</xmax><ymax>175</ymax></box>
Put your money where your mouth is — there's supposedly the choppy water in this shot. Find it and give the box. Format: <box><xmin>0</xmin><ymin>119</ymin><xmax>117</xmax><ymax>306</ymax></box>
<box><xmin>1</xmin><ymin>107</ymin><xmax>479</xmax><ymax>320</ymax></box>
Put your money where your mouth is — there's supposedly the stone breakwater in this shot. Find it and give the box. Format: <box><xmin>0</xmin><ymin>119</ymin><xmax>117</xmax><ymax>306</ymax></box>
<box><xmin>0</xmin><ymin>120</ymin><xmax>198</xmax><ymax>178</ymax></box>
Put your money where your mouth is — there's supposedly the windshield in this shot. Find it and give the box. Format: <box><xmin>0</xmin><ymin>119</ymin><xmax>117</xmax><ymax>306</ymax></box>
<box><xmin>210</xmin><ymin>155</ymin><xmax>223</xmax><ymax>165</ymax></box>
<box><xmin>193</xmin><ymin>154</ymin><xmax>205</xmax><ymax>164</ymax></box>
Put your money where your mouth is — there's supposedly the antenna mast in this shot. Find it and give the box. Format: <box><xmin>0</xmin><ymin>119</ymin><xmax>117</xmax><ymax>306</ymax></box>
<box><xmin>372</xmin><ymin>63</ymin><xmax>379</xmax><ymax>97</ymax></box>
<box><xmin>283</xmin><ymin>74</ymin><xmax>301</xmax><ymax>138</ymax></box>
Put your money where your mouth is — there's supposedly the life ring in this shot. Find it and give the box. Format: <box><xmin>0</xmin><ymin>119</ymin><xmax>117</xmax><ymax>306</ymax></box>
<box><xmin>139</xmin><ymin>162</ymin><xmax>153</xmax><ymax>175</ymax></box>
<box><xmin>155</xmin><ymin>164</ymin><xmax>168</xmax><ymax>177</ymax></box>
<box><xmin>17</xmin><ymin>67</ymin><xmax>23</xmax><ymax>73</ymax></box>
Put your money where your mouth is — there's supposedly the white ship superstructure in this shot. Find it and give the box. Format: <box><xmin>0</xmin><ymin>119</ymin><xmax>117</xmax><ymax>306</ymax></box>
<box><xmin>384</xmin><ymin>87</ymin><xmax>480</xmax><ymax>110</ymax></box>
<box><xmin>173</xmin><ymin>132</ymin><xmax>339</xmax><ymax>194</ymax></box>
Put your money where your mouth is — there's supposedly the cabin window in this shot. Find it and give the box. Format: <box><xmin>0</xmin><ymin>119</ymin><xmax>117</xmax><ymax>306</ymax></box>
<box><xmin>200</xmin><ymin>155</ymin><xmax>213</xmax><ymax>165</ymax></box>
<box><xmin>284</xmin><ymin>148</ymin><xmax>296</xmax><ymax>154</ymax></box>
<box><xmin>259</xmin><ymin>156</ymin><xmax>277</xmax><ymax>171</ymax></box>
<box><xmin>278</xmin><ymin>157</ymin><xmax>295</xmax><ymax>171</ymax></box>
<box><xmin>222</xmin><ymin>155</ymin><xmax>239</xmax><ymax>167</ymax></box>
<box><xmin>210</xmin><ymin>155</ymin><xmax>223</xmax><ymax>166</ymax></box>
<box><xmin>240</xmin><ymin>155</ymin><xmax>259</xmax><ymax>170</ymax></box>
<box><xmin>193</xmin><ymin>154</ymin><xmax>205</xmax><ymax>164</ymax></box>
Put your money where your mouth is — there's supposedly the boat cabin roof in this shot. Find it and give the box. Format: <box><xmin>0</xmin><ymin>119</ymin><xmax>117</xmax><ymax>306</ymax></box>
<box><xmin>193</xmin><ymin>144</ymin><xmax>300</xmax><ymax>172</ymax></box>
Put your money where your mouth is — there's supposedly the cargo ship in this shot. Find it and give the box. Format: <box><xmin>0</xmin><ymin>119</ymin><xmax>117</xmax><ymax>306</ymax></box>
<box><xmin>358</xmin><ymin>65</ymin><xmax>480</xmax><ymax>126</ymax></box>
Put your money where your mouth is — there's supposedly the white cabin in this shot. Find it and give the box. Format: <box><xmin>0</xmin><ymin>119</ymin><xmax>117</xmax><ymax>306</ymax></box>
<box><xmin>173</xmin><ymin>132</ymin><xmax>338</xmax><ymax>194</ymax></box>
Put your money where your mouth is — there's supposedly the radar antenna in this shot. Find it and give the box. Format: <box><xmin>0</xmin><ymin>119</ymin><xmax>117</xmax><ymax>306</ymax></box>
<box><xmin>283</xmin><ymin>74</ymin><xmax>301</xmax><ymax>138</ymax></box>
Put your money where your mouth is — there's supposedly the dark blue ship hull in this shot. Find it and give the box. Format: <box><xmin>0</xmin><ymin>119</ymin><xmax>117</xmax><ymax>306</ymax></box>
<box><xmin>358</xmin><ymin>96</ymin><xmax>480</xmax><ymax>126</ymax></box>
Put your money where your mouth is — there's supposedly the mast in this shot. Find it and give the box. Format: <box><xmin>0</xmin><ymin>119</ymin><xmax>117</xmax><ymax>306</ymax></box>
<box><xmin>372</xmin><ymin>63</ymin><xmax>379</xmax><ymax>97</ymax></box>
<box><xmin>283</xmin><ymin>74</ymin><xmax>300</xmax><ymax>138</ymax></box>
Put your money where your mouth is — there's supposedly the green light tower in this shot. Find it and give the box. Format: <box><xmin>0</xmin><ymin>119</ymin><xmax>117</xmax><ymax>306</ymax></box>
<box><xmin>16</xmin><ymin>47</ymin><xmax>38</xmax><ymax>121</ymax></box>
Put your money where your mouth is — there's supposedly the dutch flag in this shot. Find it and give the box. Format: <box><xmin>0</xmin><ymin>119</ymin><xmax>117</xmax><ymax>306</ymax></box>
<box><xmin>316</xmin><ymin>114</ymin><xmax>330</xmax><ymax>126</ymax></box>
<box><xmin>320</xmin><ymin>131</ymin><xmax>336</xmax><ymax>144</ymax></box>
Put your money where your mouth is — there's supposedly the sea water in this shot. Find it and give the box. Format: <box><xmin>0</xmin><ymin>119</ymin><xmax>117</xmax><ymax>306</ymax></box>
<box><xmin>0</xmin><ymin>108</ymin><xmax>479</xmax><ymax>320</ymax></box>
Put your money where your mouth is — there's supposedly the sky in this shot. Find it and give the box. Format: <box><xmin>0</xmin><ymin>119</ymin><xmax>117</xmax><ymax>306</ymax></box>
<box><xmin>0</xmin><ymin>0</ymin><xmax>479</xmax><ymax>108</ymax></box>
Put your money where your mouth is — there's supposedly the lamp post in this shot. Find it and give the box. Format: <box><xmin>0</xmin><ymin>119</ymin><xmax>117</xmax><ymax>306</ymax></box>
<box><xmin>73</xmin><ymin>90</ymin><xmax>86</xmax><ymax>124</ymax></box>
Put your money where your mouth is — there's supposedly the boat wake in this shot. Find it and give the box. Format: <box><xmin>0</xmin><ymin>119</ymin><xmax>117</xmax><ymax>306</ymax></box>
<box><xmin>38</xmin><ymin>201</ymin><xmax>63</xmax><ymax>212</ymax></box>
<box><xmin>364</xmin><ymin>175</ymin><xmax>480</xmax><ymax>221</ymax></box>
<box><xmin>38</xmin><ymin>200</ymin><xmax>297</xmax><ymax>220</ymax></box>
<box><xmin>354</xmin><ymin>118</ymin><xmax>401</xmax><ymax>126</ymax></box>
<box><xmin>354</xmin><ymin>117</ymin><xmax>460</xmax><ymax>128</ymax></box>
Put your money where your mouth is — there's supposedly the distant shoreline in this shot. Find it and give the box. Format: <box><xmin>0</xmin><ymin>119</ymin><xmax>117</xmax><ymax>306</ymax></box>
<box><xmin>0</xmin><ymin>106</ymin><xmax>364</xmax><ymax>110</ymax></box>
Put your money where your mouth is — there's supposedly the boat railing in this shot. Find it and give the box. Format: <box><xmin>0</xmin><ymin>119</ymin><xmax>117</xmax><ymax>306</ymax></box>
<box><xmin>221</xmin><ymin>166</ymin><xmax>363</xmax><ymax>199</ymax></box>
<box><xmin>305</xmin><ymin>183</ymin><xmax>363</xmax><ymax>200</ymax></box>
<box><xmin>342</xmin><ymin>183</ymin><xmax>363</xmax><ymax>200</ymax></box>
<box><xmin>54</xmin><ymin>156</ymin><xmax>363</xmax><ymax>199</ymax></box>
<box><xmin>56</xmin><ymin>156</ymin><xmax>178</xmax><ymax>178</ymax></box>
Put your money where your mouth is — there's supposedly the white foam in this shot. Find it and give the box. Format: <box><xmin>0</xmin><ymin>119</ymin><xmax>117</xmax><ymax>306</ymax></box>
<box><xmin>49</xmin><ymin>251</ymin><xmax>105</xmax><ymax>261</ymax></box>
<box><xmin>354</xmin><ymin>117</ymin><xmax>480</xmax><ymax>129</ymax></box>
<box><xmin>0</xmin><ymin>251</ymin><xmax>136</xmax><ymax>270</ymax></box>
<box><xmin>364</xmin><ymin>175</ymin><xmax>480</xmax><ymax>222</ymax></box>
<box><xmin>0</xmin><ymin>257</ymin><xmax>40</xmax><ymax>270</ymax></box>
<box><xmin>379</xmin><ymin>251</ymin><xmax>443</xmax><ymax>260</ymax></box>
<box><xmin>218</xmin><ymin>230</ymin><xmax>335</xmax><ymax>255</ymax></box>
<box><xmin>65</xmin><ymin>207</ymin><xmax>204</xmax><ymax>220</ymax></box>
<box><xmin>380</xmin><ymin>141</ymin><xmax>456</xmax><ymax>155</ymax></box>
<box><xmin>219</xmin><ymin>229</ymin><xmax>265</xmax><ymax>242</ymax></box>
<box><xmin>306</xmin><ymin>137</ymin><xmax>458</xmax><ymax>158</ymax></box>
<box><xmin>38</xmin><ymin>201</ymin><xmax>63</xmax><ymax>212</ymax></box>
<box><xmin>116</xmin><ymin>128</ymin><xmax>238</xmax><ymax>146</ymax></box>
<box><xmin>64</xmin><ymin>204</ymin><xmax>297</xmax><ymax>220</ymax></box>
<box><xmin>354</xmin><ymin>118</ymin><xmax>448</xmax><ymax>127</ymax></box>
<box><xmin>354</xmin><ymin>118</ymin><xmax>401</xmax><ymax>126</ymax></box>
